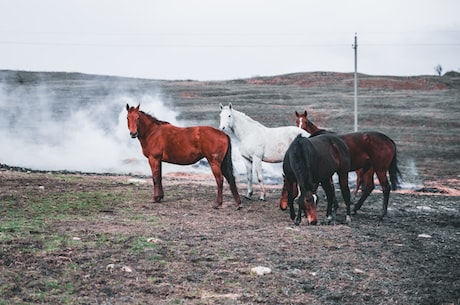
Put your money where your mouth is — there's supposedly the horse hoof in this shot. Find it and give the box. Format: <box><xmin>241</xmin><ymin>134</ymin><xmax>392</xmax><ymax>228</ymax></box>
<box><xmin>346</xmin><ymin>215</ymin><xmax>352</xmax><ymax>225</ymax></box>
<box><xmin>309</xmin><ymin>220</ymin><xmax>318</xmax><ymax>225</ymax></box>
<box><xmin>153</xmin><ymin>196</ymin><xmax>163</xmax><ymax>203</ymax></box>
<box><xmin>243</xmin><ymin>195</ymin><xmax>252</xmax><ymax>200</ymax></box>
<box><xmin>235</xmin><ymin>204</ymin><xmax>243</xmax><ymax>210</ymax></box>
<box><xmin>212</xmin><ymin>202</ymin><xmax>223</xmax><ymax>209</ymax></box>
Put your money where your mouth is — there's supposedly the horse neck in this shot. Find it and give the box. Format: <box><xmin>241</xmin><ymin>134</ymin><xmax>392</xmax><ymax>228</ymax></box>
<box><xmin>305</xmin><ymin>119</ymin><xmax>322</xmax><ymax>134</ymax></box>
<box><xmin>232</xmin><ymin>110</ymin><xmax>265</xmax><ymax>139</ymax></box>
<box><xmin>138</xmin><ymin>112</ymin><xmax>163</xmax><ymax>139</ymax></box>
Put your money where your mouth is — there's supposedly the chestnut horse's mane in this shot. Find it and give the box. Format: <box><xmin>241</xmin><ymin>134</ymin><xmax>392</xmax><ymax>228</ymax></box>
<box><xmin>140</xmin><ymin>110</ymin><xmax>170</xmax><ymax>125</ymax></box>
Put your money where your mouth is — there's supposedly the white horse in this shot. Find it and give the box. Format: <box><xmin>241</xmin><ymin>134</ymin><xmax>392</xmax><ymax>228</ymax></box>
<box><xmin>219</xmin><ymin>103</ymin><xmax>310</xmax><ymax>200</ymax></box>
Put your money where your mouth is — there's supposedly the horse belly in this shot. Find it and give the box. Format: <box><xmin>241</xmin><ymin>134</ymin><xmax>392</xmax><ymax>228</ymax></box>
<box><xmin>163</xmin><ymin>150</ymin><xmax>203</xmax><ymax>165</ymax></box>
<box><xmin>262</xmin><ymin>138</ymin><xmax>295</xmax><ymax>163</ymax></box>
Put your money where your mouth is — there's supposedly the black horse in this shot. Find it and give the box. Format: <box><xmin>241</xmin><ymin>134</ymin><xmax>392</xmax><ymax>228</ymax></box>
<box><xmin>282</xmin><ymin>134</ymin><xmax>352</xmax><ymax>225</ymax></box>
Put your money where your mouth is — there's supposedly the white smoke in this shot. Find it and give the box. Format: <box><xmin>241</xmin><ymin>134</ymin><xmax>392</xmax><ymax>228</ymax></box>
<box><xmin>0</xmin><ymin>80</ymin><xmax>199</xmax><ymax>175</ymax></box>
<box><xmin>0</xmin><ymin>76</ymin><xmax>284</xmax><ymax>183</ymax></box>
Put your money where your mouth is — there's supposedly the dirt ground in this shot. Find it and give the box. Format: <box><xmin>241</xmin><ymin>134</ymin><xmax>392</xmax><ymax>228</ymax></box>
<box><xmin>0</xmin><ymin>168</ymin><xmax>459</xmax><ymax>305</ymax></box>
<box><xmin>1</xmin><ymin>70</ymin><xmax>459</xmax><ymax>304</ymax></box>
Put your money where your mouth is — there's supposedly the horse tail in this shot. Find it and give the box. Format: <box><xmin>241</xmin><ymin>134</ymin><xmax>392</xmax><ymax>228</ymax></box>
<box><xmin>389</xmin><ymin>141</ymin><xmax>402</xmax><ymax>190</ymax></box>
<box><xmin>221</xmin><ymin>135</ymin><xmax>237</xmax><ymax>186</ymax></box>
<box><xmin>292</xmin><ymin>136</ymin><xmax>314</xmax><ymax>192</ymax></box>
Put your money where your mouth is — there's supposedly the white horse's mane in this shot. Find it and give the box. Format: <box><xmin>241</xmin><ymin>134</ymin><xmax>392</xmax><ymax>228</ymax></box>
<box><xmin>230</xmin><ymin>107</ymin><xmax>266</xmax><ymax>129</ymax></box>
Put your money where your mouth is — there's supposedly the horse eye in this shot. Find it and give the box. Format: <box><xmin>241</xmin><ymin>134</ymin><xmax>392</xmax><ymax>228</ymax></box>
<box><xmin>228</xmin><ymin>115</ymin><xmax>231</xmax><ymax>118</ymax></box>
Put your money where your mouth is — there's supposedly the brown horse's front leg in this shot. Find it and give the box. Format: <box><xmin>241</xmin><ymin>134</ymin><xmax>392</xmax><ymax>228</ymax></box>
<box><xmin>148</xmin><ymin>156</ymin><xmax>164</xmax><ymax>202</ymax></box>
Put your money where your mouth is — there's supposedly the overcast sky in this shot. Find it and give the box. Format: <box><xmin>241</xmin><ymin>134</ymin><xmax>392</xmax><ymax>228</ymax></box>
<box><xmin>1</xmin><ymin>0</ymin><xmax>459</xmax><ymax>80</ymax></box>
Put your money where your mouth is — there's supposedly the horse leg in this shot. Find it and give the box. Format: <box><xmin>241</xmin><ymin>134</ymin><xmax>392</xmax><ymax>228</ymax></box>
<box><xmin>338</xmin><ymin>172</ymin><xmax>352</xmax><ymax>224</ymax></box>
<box><xmin>287</xmin><ymin>183</ymin><xmax>297</xmax><ymax>221</ymax></box>
<box><xmin>375</xmin><ymin>170</ymin><xmax>391</xmax><ymax>220</ymax></box>
<box><xmin>148</xmin><ymin>156</ymin><xmax>164</xmax><ymax>202</ymax></box>
<box><xmin>353</xmin><ymin>169</ymin><xmax>375</xmax><ymax>214</ymax></box>
<box><xmin>209</xmin><ymin>162</ymin><xmax>225</xmax><ymax>209</ymax></box>
<box><xmin>321</xmin><ymin>181</ymin><xmax>336</xmax><ymax>224</ymax></box>
<box><xmin>220</xmin><ymin>150</ymin><xmax>242</xmax><ymax>209</ymax></box>
<box><xmin>243</xmin><ymin>158</ymin><xmax>254</xmax><ymax>199</ymax></box>
<box><xmin>354</xmin><ymin>169</ymin><xmax>363</xmax><ymax>197</ymax></box>
<box><xmin>252</xmin><ymin>155</ymin><xmax>266</xmax><ymax>200</ymax></box>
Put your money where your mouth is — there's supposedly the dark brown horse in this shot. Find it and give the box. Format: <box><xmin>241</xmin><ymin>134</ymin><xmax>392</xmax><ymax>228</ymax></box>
<box><xmin>283</xmin><ymin>134</ymin><xmax>352</xmax><ymax>225</ymax></box>
<box><xmin>126</xmin><ymin>104</ymin><xmax>241</xmax><ymax>209</ymax></box>
<box><xmin>293</xmin><ymin>110</ymin><xmax>401</xmax><ymax>219</ymax></box>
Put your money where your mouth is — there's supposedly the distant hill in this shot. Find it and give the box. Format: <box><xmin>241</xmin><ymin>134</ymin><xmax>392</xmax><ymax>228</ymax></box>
<box><xmin>243</xmin><ymin>71</ymin><xmax>460</xmax><ymax>90</ymax></box>
<box><xmin>1</xmin><ymin>69</ymin><xmax>459</xmax><ymax>90</ymax></box>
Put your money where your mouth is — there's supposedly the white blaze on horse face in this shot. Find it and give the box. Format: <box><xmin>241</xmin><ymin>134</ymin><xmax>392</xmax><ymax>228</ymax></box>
<box><xmin>297</xmin><ymin>117</ymin><xmax>303</xmax><ymax>129</ymax></box>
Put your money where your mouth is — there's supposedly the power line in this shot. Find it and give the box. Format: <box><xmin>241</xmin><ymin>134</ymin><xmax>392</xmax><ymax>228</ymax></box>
<box><xmin>0</xmin><ymin>40</ymin><xmax>458</xmax><ymax>48</ymax></box>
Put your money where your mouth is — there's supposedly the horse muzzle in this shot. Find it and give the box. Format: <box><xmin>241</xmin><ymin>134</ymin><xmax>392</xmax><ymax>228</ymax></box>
<box><xmin>130</xmin><ymin>131</ymin><xmax>138</xmax><ymax>138</ymax></box>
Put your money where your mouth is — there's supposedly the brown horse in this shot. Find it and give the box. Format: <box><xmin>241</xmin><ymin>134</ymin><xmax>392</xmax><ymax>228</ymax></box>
<box><xmin>292</xmin><ymin>110</ymin><xmax>401</xmax><ymax>219</ymax></box>
<box><xmin>126</xmin><ymin>104</ymin><xmax>241</xmax><ymax>209</ymax></box>
<box><xmin>283</xmin><ymin>134</ymin><xmax>352</xmax><ymax>225</ymax></box>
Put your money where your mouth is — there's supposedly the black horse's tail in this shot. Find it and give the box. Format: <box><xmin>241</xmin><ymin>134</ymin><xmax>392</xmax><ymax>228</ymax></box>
<box><xmin>292</xmin><ymin>135</ymin><xmax>314</xmax><ymax>192</ymax></box>
<box><xmin>389</xmin><ymin>141</ymin><xmax>402</xmax><ymax>191</ymax></box>
<box><xmin>221</xmin><ymin>135</ymin><xmax>237</xmax><ymax>187</ymax></box>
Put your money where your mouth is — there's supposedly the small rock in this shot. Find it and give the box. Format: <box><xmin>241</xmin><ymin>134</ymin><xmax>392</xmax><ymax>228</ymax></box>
<box><xmin>127</xmin><ymin>178</ymin><xmax>147</xmax><ymax>185</ymax></box>
<box><xmin>251</xmin><ymin>266</ymin><xmax>271</xmax><ymax>275</ymax></box>
<box><xmin>121</xmin><ymin>265</ymin><xmax>133</xmax><ymax>273</ymax></box>
<box><xmin>106</xmin><ymin>263</ymin><xmax>116</xmax><ymax>272</ymax></box>
<box><xmin>38</xmin><ymin>185</ymin><xmax>45</xmax><ymax>191</ymax></box>
<box><xmin>147</xmin><ymin>237</ymin><xmax>162</xmax><ymax>243</ymax></box>
<box><xmin>417</xmin><ymin>233</ymin><xmax>432</xmax><ymax>239</ymax></box>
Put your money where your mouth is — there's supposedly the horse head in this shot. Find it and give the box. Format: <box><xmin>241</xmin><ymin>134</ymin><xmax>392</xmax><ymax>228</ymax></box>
<box><xmin>126</xmin><ymin>104</ymin><xmax>140</xmax><ymax>138</ymax></box>
<box><xmin>219</xmin><ymin>103</ymin><xmax>234</xmax><ymax>133</ymax></box>
<box><xmin>295</xmin><ymin>110</ymin><xmax>309</xmax><ymax>130</ymax></box>
<box><xmin>300</xmin><ymin>191</ymin><xmax>318</xmax><ymax>225</ymax></box>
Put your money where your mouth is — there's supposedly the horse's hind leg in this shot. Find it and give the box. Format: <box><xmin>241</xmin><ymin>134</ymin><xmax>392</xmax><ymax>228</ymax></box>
<box><xmin>321</xmin><ymin>181</ymin><xmax>336</xmax><ymax>224</ymax></box>
<box><xmin>253</xmin><ymin>155</ymin><xmax>266</xmax><ymax>200</ymax></box>
<box><xmin>209</xmin><ymin>162</ymin><xmax>225</xmax><ymax>209</ymax></box>
<box><xmin>243</xmin><ymin>158</ymin><xmax>254</xmax><ymax>199</ymax></box>
<box><xmin>375</xmin><ymin>170</ymin><xmax>391</xmax><ymax>219</ymax></box>
<box><xmin>221</xmin><ymin>159</ymin><xmax>242</xmax><ymax>210</ymax></box>
<box><xmin>337</xmin><ymin>172</ymin><xmax>352</xmax><ymax>224</ymax></box>
<box><xmin>353</xmin><ymin>169</ymin><xmax>375</xmax><ymax>214</ymax></box>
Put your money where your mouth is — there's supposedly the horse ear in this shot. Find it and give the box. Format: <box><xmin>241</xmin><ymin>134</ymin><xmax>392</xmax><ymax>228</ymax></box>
<box><xmin>219</xmin><ymin>103</ymin><xmax>224</xmax><ymax>110</ymax></box>
<box><xmin>295</xmin><ymin>111</ymin><xmax>299</xmax><ymax>116</ymax></box>
<box><xmin>304</xmin><ymin>110</ymin><xmax>308</xmax><ymax>116</ymax></box>
<box><xmin>126</xmin><ymin>104</ymin><xmax>130</xmax><ymax>111</ymax></box>
<box><xmin>228</xmin><ymin>102</ymin><xmax>232</xmax><ymax>110</ymax></box>
<box><xmin>135</xmin><ymin>104</ymin><xmax>140</xmax><ymax>111</ymax></box>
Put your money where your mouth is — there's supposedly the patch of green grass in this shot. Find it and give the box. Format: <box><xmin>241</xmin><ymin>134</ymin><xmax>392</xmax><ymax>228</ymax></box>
<box><xmin>31</xmin><ymin>190</ymin><xmax>121</xmax><ymax>217</ymax></box>
<box><xmin>130</xmin><ymin>237</ymin><xmax>159</xmax><ymax>254</ymax></box>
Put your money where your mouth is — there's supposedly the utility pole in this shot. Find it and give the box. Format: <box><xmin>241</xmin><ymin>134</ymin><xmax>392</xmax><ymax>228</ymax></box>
<box><xmin>353</xmin><ymin>33</ymin><xmax>358</xmax><ymax>132</ymax></box>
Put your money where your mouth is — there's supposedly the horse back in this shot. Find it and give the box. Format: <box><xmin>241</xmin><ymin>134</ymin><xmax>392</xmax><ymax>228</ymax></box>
<box><xmin>340</xmin><ymin>131</ymin><xmax>396</xmax><ymax>171</ymax></box>
<box><xmin>144</xmin><ymin>124</ymin><xmax>229</xmax><ymax>164</ymax></box>
<box><xmin>308</xmin><ymin>134</ymin><xmax>351</xmax><ymax>179</ymax></box>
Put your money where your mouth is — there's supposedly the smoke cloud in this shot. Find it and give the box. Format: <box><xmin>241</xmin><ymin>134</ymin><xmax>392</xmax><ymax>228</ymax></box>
<box><xmin>0</xmin><ymin>73</ymin><xmax>283</xmax><ymax>184</ymax></box>
<box><xmin>0</xmin><ymin>77</ymin><xmax>194</xmax><ymax>175</ymax></box>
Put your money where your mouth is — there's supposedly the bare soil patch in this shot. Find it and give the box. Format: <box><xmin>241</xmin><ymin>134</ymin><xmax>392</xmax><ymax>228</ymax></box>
<box><xmin>1</xmin><ymin>70</ymin><xmax>459</xmax><ymax>304</ymax></box>
<box><xmin>1</xmin><ymin>169</ymin><xmax>459</xmax><ymax>305</ymax></box>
